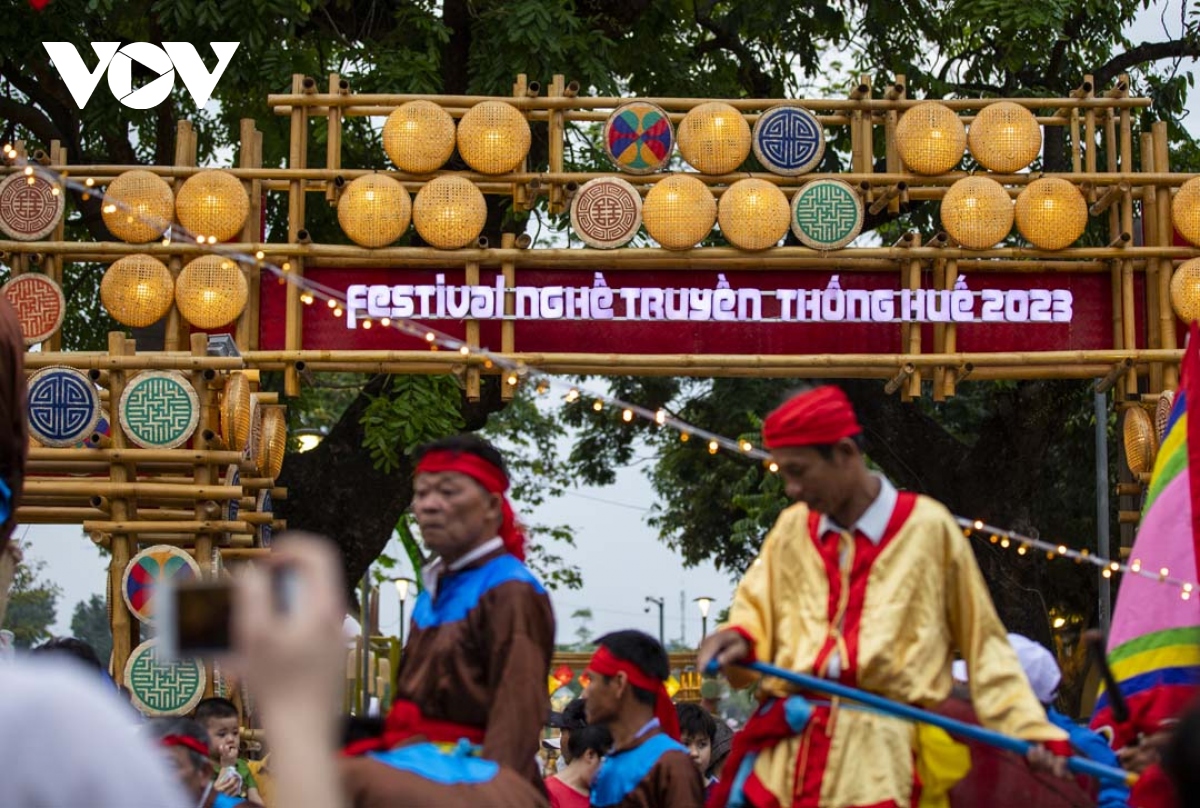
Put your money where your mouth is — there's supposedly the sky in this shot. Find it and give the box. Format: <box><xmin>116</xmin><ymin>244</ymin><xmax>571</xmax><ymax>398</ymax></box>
<box><xmin>19</xmin><ymin>0</ymin><xmax>1200</xmax><ymax>647</ymax></box>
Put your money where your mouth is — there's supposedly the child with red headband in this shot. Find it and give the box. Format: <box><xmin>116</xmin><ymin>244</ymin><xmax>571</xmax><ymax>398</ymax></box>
<box><xmin>699</xmin><ymin>385</ymin><xmax>1071</xmax><ymax>808</ymax></box>
<box><xmin>583</xmin><ymin>630</ymin><xmax>704</xmax><ymax>808</ymax></box>
<box><xmin>152</xmin><ymin>718</ymin><xmax>252</xmax><ymax>808</ymax></box>
<box><xmin>341</xmin><ymin>434</ymin><xmax>554</xmax><ymax>805</ymax></box>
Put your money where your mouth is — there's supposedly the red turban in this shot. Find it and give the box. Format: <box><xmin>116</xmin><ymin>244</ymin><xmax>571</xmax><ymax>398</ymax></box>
<box><xmin>415</xmin><ymin>450</ymin><xmax>525</xmax><ymax>561</ymax></box>
<box><xmin>762</xmin><ymin>386</ymin><xmax>861</xmax><ymax>449</ymax></box>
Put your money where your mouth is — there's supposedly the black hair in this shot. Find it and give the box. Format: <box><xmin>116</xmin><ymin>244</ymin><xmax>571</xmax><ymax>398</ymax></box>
<box><xmin>31</xmin><ymin>637</ymin><xmax>103</xmax><ymax>673</ymax></box>
<box><xmin>566</xmin><ymin>723</ymin><xmax>613</xmax><ymax>760</ymax></box>
<box><xmin>596</xmin><ymin>630</ymin><xmax>669</xmax><ymax>708</ymax></box>
<box><xmin>812</xmin><ymin>432</ymin><xmax>866</xmax><ymax>460</ymax></box>
<box><xmin>1162</xmin><ymin>700</ymin><xmax>1200</xmax><ymax>804</ymax></box>
<box><xmin>676</xmin><ymin>702</ymin><xmax>717</xmax><ymax>742</ymax></box>
<box><xmin>147</xmin><ymin>717</ymin><xmax>211</xmax><ymax>772</ymax></box>
<box><xmin>413</xmin><ymin>433</ymin><xmax>508</xmax><ymax>476</ymax></box>
<box><xmin>562</xmin><ymin>697</ymin><xmax>588</xmax><ymax>729</ymax></box>
<box><xmin>194</xmin><ymin>696</ymin><xmax>239</xmax><ymax>725</ymax></box>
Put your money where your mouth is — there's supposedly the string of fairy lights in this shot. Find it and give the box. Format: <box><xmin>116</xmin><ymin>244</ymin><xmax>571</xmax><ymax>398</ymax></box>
<box><xmin>6</xmin><ymin>153</ymin><xmax>1198</xmax><ymax>599</ymax></box>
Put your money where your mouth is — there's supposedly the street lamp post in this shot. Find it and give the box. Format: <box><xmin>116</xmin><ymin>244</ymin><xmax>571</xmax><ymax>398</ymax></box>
<box><xmin>644</xmin><ymin>596</ymin><xmax>665</xmax><ymax>647</ymax></box>
<box><xmin>694</xmin><ymin>596</ymin><xmax>714</xmax><ymax>641</ymax></box>
<box><xmin>394</xmin><ymin>577</ymin><xmax>416</xmax><ymax>647</ymax></box>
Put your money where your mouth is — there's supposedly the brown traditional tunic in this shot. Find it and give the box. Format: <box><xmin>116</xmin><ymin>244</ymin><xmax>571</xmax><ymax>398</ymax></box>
<box><xmin>341</xmin><ymin>753</ymin><xmax>548</xmax><ymax>808</ymax></box>
<box><xmin>589</xmin><ymin>725</ymin><xmax>705</xmax><ymax>808</ymax></box>
<box><xmin>0</xmin><ymin>296</ymin><xmax>27</xmax><ymax>546</ymax></box>
<box><xmin>395</xmin><ymin>543</ymin><xmax>555</xmax><ymax>786</ymax></box>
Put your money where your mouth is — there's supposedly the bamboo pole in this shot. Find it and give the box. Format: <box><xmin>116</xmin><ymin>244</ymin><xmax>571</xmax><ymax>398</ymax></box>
<box><xmin>465</xmin><ymin>260</ymin><xmax>481</xmax><ymax>400</ymax></box>
<box><xmin>1154</xmin><ymin>122</ymin><xmax>1180</xmax><ymax>388</ymax></box>
<box><xmin>1117</xmin><ymin>81</ymin><xmax>1139</xmax><ymax>399</ymax></box>
<box><xmin>1141</xmin><ymin>132</ymin><xmax>1163</xmax><ymax>392</ymax></box>
<box><xmin>23</xmin><ymin>352</ymin><xmax>242</xmax><ymax>371</ymax></box>
<box><xmin>285</xmin><ymin>73</ymin><xmax>309</xmax><ymax>397</ymax></box>
<box><xmin>218</xmin><ymin>548</ymin><xmax>273</xmax><ymax>560</ymax></box>
<box><xmin>942</xmin><ymin>259</ymin><xmax>960</xmax><ymax>398</ymax></box>
<box><xmin>548</xmin><ymin>75</ymin><xmax>566</xmax><ymax>214</ymax></box>
<box><xmin>905</xmin><ymin>250</ymin><xmax>923</xmax><ymax>399</ymax></box>
<box><xmin>82</xmin><ymin>520</ymin><xmax>254</xmax><ymax>534</ymax></box>
<box><xmin>237</xmin><ymin>118</ymin><xmax>262</xmax><ymax>351</ymax></box>
<box><xmin>106</xmin><ymin>332</ymin><xmax>136</xmax><ymax>687</ymax></box>
<box><xmin>1071</xmin><ymin>108</ymin><xmax>1082</xmax><ymax>173</ymax></box>
<box><xmin>24</xmin><ymin>481</ymin><xmax>245</xmax><ymax>499</ymax></box>
<box><xmin>325</xmin><ymin>73</ymin><xmax>343</xmax><ymax>204</ymax></box>
<box><xmin>27</xmin><ymin>448</ymin><xmax>248</xmax><ymax>463</ymax></box>
<box><xmin>42</xmin><ymin>140</ymin><xmax>67</xmax><ymax>351</ymax></box>
<box><xmin>501</xmin><ymin>232</ymin><xmax>516</xmax><ymax>401</ymax></box>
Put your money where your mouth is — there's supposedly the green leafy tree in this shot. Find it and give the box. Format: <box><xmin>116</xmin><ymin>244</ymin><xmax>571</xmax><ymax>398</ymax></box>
<box><xmin>571</xmin><ymin>607</ymin><xmax>595</xmax><ymax>649</ymax></box>
<box><xmin>1</xmin><ymin>545</ymin><xmax>61</xmax><ymax>649</ymax></box>
<box><xmin>70</xmin><ymin>593</ymin><xmax>114</xmax><ymax>668</ymax></box>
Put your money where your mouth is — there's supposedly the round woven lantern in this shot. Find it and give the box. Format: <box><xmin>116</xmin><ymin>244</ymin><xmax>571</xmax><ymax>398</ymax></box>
<box><xmin>718</xmin><ymin>179</ymin><xmax>790</xmax><ymax>251</ymax></box>
<box><xmin>1170</xmin><ymin>258</ymin><xmax>1200</xmax><ymax>322</ymax></box>
<box><xmin>456</xmin><ymin>101</ymin><xmax>531</xmax><ymax>175</ymax></box>
<box><xmin>1015</xmin><ymin>178</ymin><xmax>1088</xmax><ymax>250</ymax></box>
<box><xmin>102</xmin><ymin>170</ymin><xmax>174</xmax><ymax>243</ymax></box>
<box><xmin>175</xmin><ymin>255</ymin><xmax>248</xmax><ymax>329</ymax></box>
<box><xmin>791</xmin><ymin>179</ymin><xmax>864</xmax><ymax>250</ymax></box>
<box><xmin>940</xmin><ymin>176</ymin><xmax>1014</xmax><ymax>249</ymax></box>
<box><xmin>221</xmin><ymin>371</ymin><xmax>251</xmax><ymax>451</ymax></box>
<box><xmin>968</xmin><ymin>102</ymin><xmax>1042</xmax><ymax>173</ymax></box>
<box><xmin>570</xmin><ymin>177</ymin><xmax>642</xmax><ymax>249</ymax></box>
<box><xmin>678</xmin><ymin>102</ymin><xmax>751</xmax><ymax>175</ymax></box>
<box><xmin>751</xmin><ymin>106</ymin><xmax>825</xmax><ymax>176</ymax></box>
<box><xmin>383</xmin><ymin>100</ymin><xmax>456</xmax><ymax>174</ymax></box>
<box><xmin>337</xmin><ymin>174</ymin><xmax>411</xmax><ymax>248</ymax></box>
<box><xmin>1172</xmin><ymin>177</ymin><xmax>1200</xmax><ymax>247</ymax></box>
<box><xmin>895</xmin><ymin>102</ymin><xmax>966</xmax><ymax>175</ymax></box>
<box><xmin>603</xmin><ymin>101</ymin><xmax>674</xmax><ymax>175</ymax></box>
<box><xmin>175</xmin><ymin>170</ymin><xmax>249</xmax><ymax>242</ymax></box>
<box><xmin>1123</xmin><ymin>405</ymin><xmax>1158</xmax><ymax>476</ymax></box>
<box><xmin>412</xmin><ymin>175</ymin><xmax>487</xmax><ymax>249</ymax></box>
<box><xmin>101</xmin><ymin>254</ymin><xmax>174</xmax><ymax>327</ymax></box>
<box><xmin>259</xmin><ymin>405</ymin><xmax>288</xmax><ymax>480</ymax></box>
<box><xmin>1156</xmin><ymin>390</ymin><xmax>1176</xmax><ymax>442</ymax></box>
<box><xmin>642</xmin><ymin>174</ymin><xmax>716</xmax><ymax>250</ymax></box>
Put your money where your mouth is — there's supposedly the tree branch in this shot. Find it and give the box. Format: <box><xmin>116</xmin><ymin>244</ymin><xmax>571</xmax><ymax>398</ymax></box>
<box><xmin>0</xmin><ymin>96</ymin><xmax>63</xmax><ymax>147</ymax></box>
<box><xmin>1096</xmin><ymin>37</ymin><xmax>1200</xmax><ymax>89</ymax></box>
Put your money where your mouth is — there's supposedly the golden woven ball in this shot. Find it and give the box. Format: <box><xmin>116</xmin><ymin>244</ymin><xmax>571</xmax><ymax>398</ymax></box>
<box><xmin>100</xmin><ymin>254</ymin><xmax>174</xmax><ymax>328</ymax></box>
<box><xmin>102</xmin><ymin>170</ymin><xmax>174</xmax><ymax>243</ymax></box>
<box><xmin>1170</xmin><ymin>258</ymin><xmax>1200</xmax><ymax>322</ymax></box>
<box><xmin>259</xmin><ymin>406</ymin><xmax>287</xmax><ymax>480</ymax></box>
<box><xmin>895</xmin><ymin>102</ymin><xmax>966</xmax><ymax>175</ymax></box>
<box><xmin>456</xmin><ymin>101</ymin><xmax>531</xmax><ymax>175</ymax></box>
<box><xmin>1156</xmin><ymin>390</ymin><xmax>1175</xmax><ymax>442</ymax></box>
<box><xmin>678</xmin><ymin>102</ymin><xmax>751</xmax><ymax>174</ymax></box>
<box><xmin>940</xmin><ymin>176</ymin><xmax>1014</xmax><ymax>249</ymax></box>
<box><xmin>1123</xmin><ymin>405</ymin><xmax>1158</xmax><ymax>476</ymax></box>
<box><xmin>1172</xmin><ymin>177</ymin><xmax>1200</xmax><ymax>247</ymax></box>
<box><xmin>221</xmin><ymin>371</ymin><xmax>251</xmax><ymax>452</ymax></box>
<box><xmin>175</xmin><ymin>255</ymin><xmax>249</xmax><ymax>329</ymax></box>
<box><xmin>968</xmin><ymin>102</ymin><xmax>1042</xmax><ymax>173</ymax></box>
<box><xmin>337</xmin><ymin>174</ymin><xmax>411</xmax><ymax>248</ymax></box>
<box><xmin>643</xmin><ymin>174</ymin><xmax>716</xmax><ymax>250</ymax></box>
<box><xmin>175</xmin><ymin>170</ymin><xmax>249</xmax><ymax>243</ymax></box>
<box><xmin>412</xmin><ymin>175</ymin><xmax>487</xmax><ymax>249</ymax></box>
<box><xmin>1015</xmin><ymin>178</ymin><xmax>1088</xmax><ymax>250</ymax></box>
<box><xmin>383</xmin><ymin>100</ymin><xmax>456</xmax><ymax>174</ymax></box>
<box><xmin>718</xmin><ymin>179</ymin><xmax>789</xmax><ymax>251</ymax></box>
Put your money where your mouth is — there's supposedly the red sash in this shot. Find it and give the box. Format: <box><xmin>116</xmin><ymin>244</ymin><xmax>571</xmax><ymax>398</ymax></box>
<box><xmin>342</xmin><ymin>699</ymin><xmax>486</xmax><ymax>757</ymax></box>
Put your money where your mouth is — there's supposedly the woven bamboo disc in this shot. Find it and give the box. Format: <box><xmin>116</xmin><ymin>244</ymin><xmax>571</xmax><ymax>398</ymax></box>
<box><xmin>1123</xmin><ymin>405</ymin><xmax>1158</xmax><ymax>475</ymax></box>
<box><xmin>1156</xmin><ymin>390</ymin><xmax>1176</xmax><ymax>442</ymax></box>
<box><xmin>940</xmin><ymin>176</ymin><xmax>1013</xmax><ymax>249</ymax></box>
<box><xmin>121</xmin><ymin>544</ymin><xmax>201</xmax><ymax>624</ymax></box>
<box><xmin>101</xmin><ymin>254</ymin><xmax>174</xmax><ymax>327</ymax></box>
<box><xmin>0</xmin><ymin>171</ymin><xmax>65</xmax><ymax>240</ymax></box>
<box><xmin>246</xmin><ymin>393</ymin><xmax>263</xmax><ymax>463</ymax></box>
<box><xmin>337</xmin><ymin>174</ymin><xmax>411</xmax><ymax>247</ymax></box>
<box><xmin>603</xmin><ymin>101</ymin><xmax>674</xmax><ymax>175</ymax></box>
<box><xmin>751</xmin><ymin>105</ymin><xmax>825</xmax><ymax>176</ymax></box>
<box><xmin>175</xmin><ymin>170</ymin><xmax>249</xmax><ymax>242</ymax></box>
<box><xmin>1170</xmin><ymin>258</ymin><xmax>1200</xmax><ymax>322</ymax></box>
<box><xmin>678</xmin><ymin>102</ymin><xmax>751</xmax><ymax>174</ymax></box>
<box><xmin>124</xmin><ymin>638</ymin><xmax>207</xmax><ymax>717</ymax></box>
<box><xmin>1172</xmin><ymin>178</ymin><xmax>1200</xmax><ymax>247</ymax></box>
<box><xmin>26</xmin><ymin>366</ymin><xmax>101</xmax><ymax>447</ymax></box>
<box><xmin>718</xmin><ymin>179</ymin><xmax>790</xmax><ymax>251</ymax></box>
<box><xmin>102</xmin><ymin>170</ymin><xmax>174</xmax><ymax>243</ymax></box>
<box><xmin>2</xmin><ymin>272</ymin><xmax>65</xmax><ymax>345</ymax></box>
<box><xmin>895</xmin><ymin>102</ymin><xmax>966</xmax><ymax>175</ymax></box>
<box><xmin>457</xmin><ymin>101</ymin><xmax>531</xmax><ymax>175</ymax></box>
<box><xmin>412</xmin><ymin>175</ymin><xmax>487</xmax><ymax>249</ymax></box>
<box><xmin>221</xmin><ymin>371</ymin><xmax>252</xmax><ymax>451</ymax></box>
<box><xmin>968</xmin><ymin>102</ymin><xmax>1042</xmax><ymax>173</ymax></box>
<box><xmin>570</xmin><ymin>177</ymin><xmax>642</xmax><ymax>249</ymax></box>
<box><xmin>1014</xmin><ymin>178</ymin><xmax>1088</xmax><ymax>250</ymax></box>
<box><xmin>642</xmin><ymin>174</ymin><xmax>716</xmax><ymax>250</ymax></box>
<box><xmin>383</xmin><ymin>100</ymin><xmax>456</xmax><ymax>174</ymax></box>
<box><xmin>175</xmin><ymin>255</ymin><xmax>249</xmax><ymax>329</ymax></box>
<box><xmin>222</xmin><ymin>464</ymin><xmax>241</xmax><ymax>526</ymax></box>
<box><xmin>790</xmin><ymin>179</ymin><xmax>863</xmax><ymax>250</ymax></box>
<box><xmin>119</xmin><ymin>369</ymin><xmax>199</xmax><ymax>450</ymax></box>
<box><xmin>259</xmin><ymin>405</ymin><xmax>287</xmax><ymax>479</ymax></box>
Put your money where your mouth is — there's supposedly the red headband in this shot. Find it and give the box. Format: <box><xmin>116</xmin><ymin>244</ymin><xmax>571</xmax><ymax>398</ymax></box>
<box><xmin>588</xmin><ymin>645</ymin><xmax>680</xmax><ymax>741</ymax></box>
<box><xmin>161</xmin><ymin>734</ymin><xmax>211</xmax><ymax>757</ymax></box>
<box><xmin>762</xmin><ymin>386</ymin><xmax>861</xmax><ymax>450</ymax></box>
<box><xmin>416</xmin><ymin>450</ymin><xmax>526</xmax><ymax>561</ymax></box>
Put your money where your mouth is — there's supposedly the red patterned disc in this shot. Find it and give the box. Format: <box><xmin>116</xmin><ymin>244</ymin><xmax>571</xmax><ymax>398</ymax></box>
<box><xmin>0</xmin><ymin>172</ymin><xmax>64</xmax><ymax>241</ymax></box>
<box><xmin>2</xmin><ymin>272</ymin><xmax>65</xmax><ymax>345</ymax></box>
<box><xmin>570</xmin><ymin>177</ymin><xmax>642</xmax><ymax>249</ymax></box>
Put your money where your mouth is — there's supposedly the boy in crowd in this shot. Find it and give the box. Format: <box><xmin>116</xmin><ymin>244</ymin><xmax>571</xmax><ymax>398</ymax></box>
<box><xmin>194</xmin><ymin>697</ymin><xmax>264</xmax><ymax>805</ymax></box>
<box><xmin>677</xmin><ymin>703</ymin><xmax>720</xmax><ymax>800</ymax></box>
<box><xmin>152</xmin><ymin>717</ymin><xmax>252</xmax><ymax>808</ymax></box>
<box><xmin>545</xmin><ymin>723</ymin><xmax>613</xmax><ymax>808</ymax></box>
<box><xmin>583</xmin><ymin>630</ymin><xmax>704</xmax><ymax>807</ymax></box>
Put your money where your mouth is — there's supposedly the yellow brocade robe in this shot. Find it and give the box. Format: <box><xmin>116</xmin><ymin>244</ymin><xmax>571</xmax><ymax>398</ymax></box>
<box><xmin>723</xmin><ymin>495</ymin><xmax>1066</xmax><ymax>808</ymax></box>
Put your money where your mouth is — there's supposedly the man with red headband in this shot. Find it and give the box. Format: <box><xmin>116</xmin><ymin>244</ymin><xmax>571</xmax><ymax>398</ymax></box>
<box><xmin>698</xmin><ymin>385</ymin><xmax>1069</xmax><ymax>808</ymax></box>
<box><xmin>342</xmin><ymin>434</ymin><xmax>554</xmax><ymax>804</ymax></box>
<box><xmin>584</xmin><ymin>630</ymin><xmax>705</xmax><ymax>807</ymax></box>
